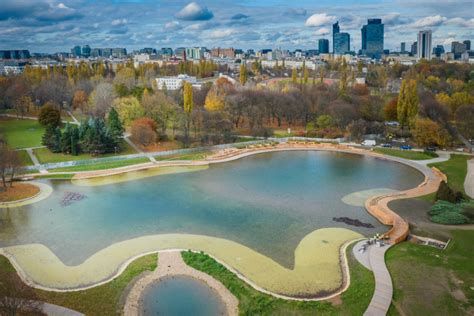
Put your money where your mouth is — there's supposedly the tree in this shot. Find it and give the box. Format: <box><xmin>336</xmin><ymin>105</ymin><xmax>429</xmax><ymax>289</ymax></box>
<box><xmin>142</xmin><ymin>90</ymin><xmax>178</xmax><ymax>138</ymax></box>
<box><xmin>291</xmin><ymin>68</ymin><xmax>297</xmax><ymax>84</ymax></box>
<box><xmin>113</xmin><ymin>96</ymin><xmax>144</xmax><ymax>127</ymax></box>
<box><xmin>72</xmin><ymin>90</ymin><xmax>88</xmax><ymax>111</ymax></box>
<box><xmin>239</xmin><ymin>63</ymin><xmax>247</xmax><ymax>86</ymax></box>
<box><xmin>316</xmin><ymin>115</ymin><xmax>335</xmax><ymax>129</ymax></box>
<box><xmin>383</xmin><ymin>96</ymin><xmax>398</xmax><ymax>121</ymax></box>
<box><xmin>38</xmin><ymin>102</ymin><xmax>61</xmax><ymax>127</ymax></box>
<box><xmin>88</xmin><ymin>82</ymin><xmax>117</xmax><ymax>117</ymax></box>
<box><xmin>107</xmin><ymin>107</ymin><xmax>124</xmax><ymax>139</ymax></box>
<box><xmin>397</xmin><ymin>79</ymin><xmax>418</xmax><ymax>128</ymax></box>
<box><xmin>60</xmin><ymin>123</ymin><xmax>80</xmax><ymax>155</ymax></box>
<box><xmin>42</xmin><ymin>126</ymin><xmax>62</xmax><ymax>152</ymax></box>
<box><xmin>183</xmin><ymin>82</ymin><xmax>194</xmax><ymax>142</ymax></box>
<box><xmin>13</xmin><ymin>96</ymin><xmax>33</xmax><ymax>118</ymax></box>
<box><xmin>131</xmin><ymin>117</ymin><xmax>157</xmax><ymax>147</ymax></box>
<box><xmin>412</xmin><ymin>117</ymin><xmax>450</xmax><ymax>147</ymax></box>
<box><xmin>204</xmin><ymin>78</ymin><xmax>234</xmax><ymax>112</ymax></box>
<box><xmin>455</xmin><ymin>104</ymin><xmax>474</xmax><ymax>139</ymax></box>
<box><xmin>114</xmin><ymin>67</ymin><xmax>136</xmax><ymax>94</ymax></box>
<box><xmin>0</xmin><ymin>274</ymin><xmax>43</xmax><ymax>315</ymax></box>
<box><xmin>0</xmin><ymin>142</ymin><xmax>21</xmax><ymax>189</ymax></box>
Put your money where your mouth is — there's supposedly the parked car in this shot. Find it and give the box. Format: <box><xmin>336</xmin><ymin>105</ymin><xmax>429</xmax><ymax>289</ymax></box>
<box><xmin>425</xmin><ymin>146</ymin><xmax>437</xmax><ymax>152</ymax></box>
<box><xmin>400</xmin><ymin>145</ymin><xmax>412</xmax><ymax>150</ymax></box>
<box><xmin>361</xmin><ymin>140</ymin><xmax>376</xmax><ymax>146</ymax></box>
<box><xmin>381</xmin><ymin>143</ymin><xmax>392</xmax><ymax>148</ymax></box>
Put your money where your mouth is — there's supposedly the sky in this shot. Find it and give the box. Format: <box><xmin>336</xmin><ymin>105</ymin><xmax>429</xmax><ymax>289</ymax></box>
<box><xmin>0</xmin><ymin>0</ymin><xmax>473</xmax><ymax>53</ymax></box>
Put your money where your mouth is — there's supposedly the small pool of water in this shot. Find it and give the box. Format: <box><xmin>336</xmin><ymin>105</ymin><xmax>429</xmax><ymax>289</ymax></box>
<box><xmin>140</xmin><ymin>276</ymin><xmax>226</xmax><ymax>316</ymax></box>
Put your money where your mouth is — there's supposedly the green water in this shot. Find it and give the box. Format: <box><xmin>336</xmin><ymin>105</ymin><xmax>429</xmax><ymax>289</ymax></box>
<box><xmin>0</xmin><ymin>151</ymin><xmax>423</xmax><ymax>267</ymax></box>
<box><xmin>140</xmin><ymin>276</ymin><xmax>226</xmax><ymax>316</ymax></box>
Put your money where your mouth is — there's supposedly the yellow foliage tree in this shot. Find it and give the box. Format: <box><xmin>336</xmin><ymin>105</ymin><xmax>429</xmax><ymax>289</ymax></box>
<box><xmin>113</xmin><ymin>96</ymin><xmax>144</xmax><ymax>127</ymax></box>
<box><xmin>412</xmin><ymin>117</ymin><xmax>450</xmax><ymax>147</ymax></box>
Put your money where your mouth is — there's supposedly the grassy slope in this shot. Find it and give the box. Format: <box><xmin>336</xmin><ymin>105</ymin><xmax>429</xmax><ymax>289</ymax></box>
<box><xmin>17</xmin><ymin>150</ymin><xmax>34</xmax><ymax>166</ymax></box>
<box><xmin>429</xmin><ymin>154</ymin><xmax>470</xmax><ymax>195</ymax></box>
<box><xmin>47</xmin><ymin>157</ymin><xmax>150</xmax><ymax>172</ymax></box>
<box><xmin>387</xmin><ymin>230</ymin><xmax>474</xmax><ymax>315</ymax></box>
<box><xmin>0</xmin><ymin>118</ymin><xmax>45</xmax><ymax>149</ymax></box>
<box><xmin>34</xmin><ymin>140</ymin><xmax>137</xmax><ymax>164</ymax></box>
<box><xmin>154</xmin><ymin>151</ymin><xmax>211</xmax><ymax>161</ymax></box>
<box><xmin>182</xmin><ymin>244</ymin><xmax>374</xmax><ymax>315</ymax></box>
<box><xmin>373</xmin><ymin>148</ymin><xmax>438</xmax><ymax>160</ymax></box>
<box><xmin>0</xmin><ymin>254</ymin><xmax>157</xmax><ymax>316</ymax></box>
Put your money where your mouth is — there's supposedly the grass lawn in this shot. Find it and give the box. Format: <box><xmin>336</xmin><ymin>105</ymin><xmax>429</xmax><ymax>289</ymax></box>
<box><xmin>374</xmin><ymin>148</ymin><xmax>438</xmax><ymax>160</ymax></box>
<box><xmin>0</xmin><ymin>118</ymin><xmax>45</xmax><ymax>149</ymax></box>
<box><xmin>429</xmin><ymin>154</ymin><xmax>471</xmax><ymax>195</ymax></box>
<box><xmin>182</xmin><ymin>243</ymin><xmax>374</xmax><ymax>315</ymax></box>
<box><xmin>387</xmin><ymin>230</ymin><xmax>474</xmax><ymax>315</ymax></box>
<box><xmin>154</xmin><ymin>151</ymin><xmax>211</xmax><ymax>161</ymax></box>
<box><xmin>17</xmin><ymin>150</ymin><xmax>34</xmax><ymax>166</ymax></box>
<box><xmin>35</xmin><ymin>173</ymin><xmax>75</xmax><ymax>180</ymax></box>
<box><xmin>0</xmin><ymin>254</ymin><xmax>157</xmax><ymax>316</ymax></box>
<box><xmin>48</xmin><ymin>157</ymin><xmax>150</xmax><ymax>172</ymax></box>
<box><xmin>34</xmin><ymin>140</ymin><xmax>137</xmax><ymax>164</ymax></box>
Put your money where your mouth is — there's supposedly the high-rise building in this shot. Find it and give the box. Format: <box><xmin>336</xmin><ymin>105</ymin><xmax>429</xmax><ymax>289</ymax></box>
<box><xmin>185</xmin><ymin>47</ymin><xmax>204</xmax><ymax>60</ymax></box>
<box><xmin>334</xmin><ymin>33</ymin><xmax>350</xmax><ymax>55</ymax></box>
<box><xmin>318</xmin><ymin>39</ymin><xmax>329</xmax><ymax>54</ymax></box>
<box><xmin>0</xmin><ymin>50</ymin><xmax>31</xmax><ymax>59</ymax></box>
<box><xmin>451</xmin><ymin>41</ymin><xmax>467</xmax><ymax>59</ymax></box>
<box><xmin>332</xmin><ymin>21</ymin><xmax>340</xmax><ymax>53</ymax></box>
<box><xmin>71</xmin><ymin>45</ymin><xmax>82</xmax><ymax>57</ymax></box>
<box><xmin>361</xmin><ymin>18</ymin><xmax>384</xmax><ymax>59</ymax></box>
<box><xmin>433</xmin><ymin>45</ymin><xmax>445</xmax><ymax>58</ymax></box>
<box><xmin>161</xmin><ymin>48</ymin><xmax>173</xmax><ymax>56</ymax></box>
<box><xmin>82</xmin><ymin>45</ymin><xmax>91</xmax><ymax>57</ymax></box>
<box><xmin>411</xmin><ymin>42</ymin><xmax>417</xmax><ymax>56</ymax></box>
<box><xmin>417</xmin><ymin>30</ymin><xmax>432</xmax><ymax>60</ymax></box>
<box><xmin>463</xmin><ymin>40</ymin><xmax>471</xmax><ymax>51</ymax></box>
<box><xmin>400</xmin><ymin>42</ymin><xmax>406</xmax><ymax>53</ymax></box>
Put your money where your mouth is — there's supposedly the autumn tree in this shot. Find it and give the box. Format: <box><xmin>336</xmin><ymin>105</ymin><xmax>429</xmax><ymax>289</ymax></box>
<box><xmin>113</xmin><ymin>96</ymin><xmax>144</xmax><ymax>127</ymax></box>
<box><xmin>239</xmin><ymin>63</ymin><xmax>247</xmax><ymax>86</ymax></box>
<box><xmin>38</xmin><ymin>102</ymin><xmax>61</xmax><ymax>127</ymax></box>
<box><xmin>130</xmin><ymin>117</ymin><xmax>157</xmax><ymax>147</ymax></box>
<box><xmin>205</xmin><ymin>77</ymin><xmax>234</xmax><ymax>112</ymax></box>
<box><xmin>88</xmin><ymin>82</ymin><xmax>117</xmax><ymax>117</ymax></box>
<box><xmin>0</xmin><ymin>141</ymin><xmax>20</xmax><ymax>189</ymax></box>
<box><xmin>291</xmin><ymin>68</ymin><xmax>297</xmax><ymax>84</ymax></box>
<box><xmin>397</xmin><ymin>79</ymin><xmax>419</xmax><ymax>128</ymax></box>
<box><xmin>72</xmin><ymin>90</ymin><xmax>88</xmax><ymax>111</ymax></box>
<box><xmin>142</xmin><ymin>90</ymin><xmax>178</xmax><ymax>138</ymax></box>
<box><xmin>183</xmin><ymin>82</ymin><xmax>194</xmax><ymax>142</ymax></box>
<box><xmin>383</xmin><ymin>96</ymin><xmax>398</xmax><ymax>121</ymax></box>
<box><xmin>13</xmin><ymin>96</ymin><xmax>34</xmax><ymax>118</ymax></box>
<box><xmin>455</xmin><ymin>104</ymin><xmax>474</xmax><ymax>139</ymax></box>
<box><xmin>412</xmin><ymin>117</ymin><xmax>450</xmax><ymax>147</ymax></box>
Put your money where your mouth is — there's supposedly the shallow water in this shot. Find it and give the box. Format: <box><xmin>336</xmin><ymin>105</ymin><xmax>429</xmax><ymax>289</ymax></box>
<box><xmin>0</xmin><ymin>151</ymin><xmax>423</xmax><ymax>267</ymax></box>
<box><xmin>140</xmin><ymin>276</ymin><xmax>226</xmax><ymax>316</ymax></box>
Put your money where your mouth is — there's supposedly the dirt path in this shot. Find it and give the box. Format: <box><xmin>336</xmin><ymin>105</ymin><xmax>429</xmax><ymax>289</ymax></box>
<box><xmin>123</xmin><ymin>251</ymin><xmax>238</xmax><ymax>316</ymax></box>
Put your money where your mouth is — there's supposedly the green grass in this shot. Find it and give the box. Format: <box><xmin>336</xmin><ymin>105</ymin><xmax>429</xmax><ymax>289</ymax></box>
<box><xmin>16</xmin><ymin>150</ymin><xmax>34</xmax><ymax>166</ymax></box>
<box><xmin>374</xmin><ymin>148</ymin><xmax>438</xmax><ymax>160</ymax></box>
<box><xmin>429</xmin><ymin>154</ymin><xmax>471</xmax><ymax>195</ymax></box>
<box><xmin>33</xmin><ymin>141</ymin><xmax>137</xmax><ymax>164</ymax></box>
<box><xmin>182</xmin><ymin>243</ymin><xmax>374</xmax><ymax>315</ymax></box>
<box><xmin>35</xmin><ymin>173</ymin><xmax>75</xmax><ymax>180</ymax></box>
<box><xmin>387</xmin><ymin>230</ymin><xmax>474</xmax><ymax>315</ymax></box>
<box><xmin>0</xmin><ymin>254</ymin><xmax>157</xmax><ymax>316</ymax></box>
<box><xmin>48</xmin><ymin>157</ymin><xmax>150</xmax><ymax>172</ymax></box>
<box><xmin>0</xmin><ymin>118</ymin><xmax>45</xmax><ymax>149</ymax></box>
<box><xmin>154</xmin><ymin>151</ymin><xmax>211</xmax><ymax>161</ymax></box>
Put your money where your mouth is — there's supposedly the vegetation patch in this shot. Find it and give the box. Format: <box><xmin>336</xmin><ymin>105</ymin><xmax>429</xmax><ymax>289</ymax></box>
<box><xmin>0</xmin><ymin>182</ymin><xmax>40</xmax><ymax>202</ymax></box>
<box><xmin>387</xmin><ymin>230</ymin><xmax>474</xmax><ymax>315</ymax></box>
<box><xmin>154</xmin><ymin>151</ymin><xmax>211</xmax><ymax>161</ymax></box>
<box><xmin>35</xmin><ymin>173</ymin><xmax>75</xmax><ymax>180</ymax></box>
<box><xmin>429</xmin><ymin>155</ymin><xmax>470</xmax><ymax>195</ymax></box>
<box><xmin>48</xmin><ymin>157</ymin><xmax>150</xmax><ymax>172</ymax></box>
<box><xmin>373</xmin><ymin>147</ymin><xmax>438</xmax><ymax>160</ymax></box>
<box><xmin>0</xmin><ymin>118</ymin><xmax>45</xmax><ymax>149</ymax></box>
<box><xmin>0</xmin><ymin>254</ymin><xmax>157</xmax><ymax>316</ymax></box>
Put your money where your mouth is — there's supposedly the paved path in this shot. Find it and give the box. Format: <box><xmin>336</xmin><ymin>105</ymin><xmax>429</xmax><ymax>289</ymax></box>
<box><xmin>123</xmin><ymin>251</ymin><xmax>238</xmax><ymax>316</ymax></box>
<box><xmin>66</xmin><ymin>111</ymin><xmax>80</xmax><ymax>124</ymax></box>
<box><xmin>411</xmin><ymin>151</ymin><xmax>450</xmax><ymax>166</ymax></box>
<box><xmin>466</xmin><ymin>158</ymin><xmax>474</xmax><ymax>198</ymax></box>
<box><xmin>41</xmin><ymin>301</ymin><xmax>84</xmax><ymax>316</ymax></box>
<box><xmin>352</xmin><ymin>240</ymin><xmax>372</xmax><ymax>271</ymax></box>
<box><xmin>26</xmin><ymin>148</ymin><xmax>48</xmax><ymax>174</ymax></box>
<box><xmin>364</xmin><ymin>246</ymin><xmax>392</xmax><ymax>316</ymax></box>
<box><xmin>123</xmin><ymin>134</ymin><xmax>157</xmax><ymax>163</ymax></box>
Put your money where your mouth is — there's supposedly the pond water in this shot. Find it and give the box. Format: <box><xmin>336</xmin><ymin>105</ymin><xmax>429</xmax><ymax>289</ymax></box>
<box><xmin>140</xmin><ymin>276</ymin><xmax>226</xmax><ymax>316</ymax></box>
<box><xmin>0</xmin><ymin>151</ymin><xmax>423</xmax><ymax>267</ymax></box>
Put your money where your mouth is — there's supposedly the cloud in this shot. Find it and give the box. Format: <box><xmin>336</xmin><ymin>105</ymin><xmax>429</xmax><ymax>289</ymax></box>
<box><xmin>314</xmin><ymin>27</ymin><xmax>330</xmax><ymax>36</ymax></box>
<box><xmin>305</xmin><ymin>13</ymin><xmax>337</xmax><ymax>27</ymax></box>
<box><xmin>165</xmin><ymin>21</ymin><xmax>181</xmax><ymax>30</ymax></box>
<box><xmin>286</xmin><ymin>8</ymin><xmax>307</xmax><ymax>17</ymax></box>
<box><xmin>176</xmin><ymin>2</ymin><xmax>213</xmax><ymax>21</ymax></box>
<box><xmin>206</xmin><ymin>28</ymin><xmax>236</xmax><ymax>39</ymax></box>
<box><xmin>231</xmin><ymin>14</ymin><xmax>248</xmax><ymax>20</ymax></box>
<box><xmin>445</xmin><ymin>17</ymin><xmax>474</xmax><ymax>28</ymax></box>
<box><xmin>111</xmin><ymin>18</ymin><xmax>127</xmax><ymax>26</ymax></box>
<box><xmin>412</xmin><ymin>15</ymin><xmax>447</xmax><ymax>28</ymax></box>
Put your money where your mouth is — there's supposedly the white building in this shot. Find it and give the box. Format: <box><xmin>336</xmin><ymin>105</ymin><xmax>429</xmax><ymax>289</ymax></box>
<box><xmin>417</xmin><ymin>30</ymin><xmax>432</xmax><ymax>60</ymax></box>
<box><xmin>155</xmin><ymin>74</ymin><xmax>197</xmax><ymax>90</ymax></box>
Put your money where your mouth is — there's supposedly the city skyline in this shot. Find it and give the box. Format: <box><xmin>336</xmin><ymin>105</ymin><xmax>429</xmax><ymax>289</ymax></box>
<box><xmin>0</xmin><ymin>0</ymin><xmax>473</xmax><ymax>53</ymax></box>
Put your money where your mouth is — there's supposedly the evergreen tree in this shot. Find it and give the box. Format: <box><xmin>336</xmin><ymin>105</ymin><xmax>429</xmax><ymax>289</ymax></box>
<box><xmin>61</xmin><ymin>123</ymin><xmax>73</xmax><ymax>154</ymax></box>
<box><xmin>107</xmin><ymin>107</ymin><xmax>124</xmax><ymax>139</ymax></box>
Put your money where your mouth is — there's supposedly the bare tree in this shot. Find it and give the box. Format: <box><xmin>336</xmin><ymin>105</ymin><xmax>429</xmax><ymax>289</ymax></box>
<box><xmin>0</xmin><ymin>274</ymin><xmax>44</xmax><ymax>316</ymax></box>
<box><xmin>0</xmin><ymin>141</ymin><xmax>21</xmax><ymax>189</ymax></box>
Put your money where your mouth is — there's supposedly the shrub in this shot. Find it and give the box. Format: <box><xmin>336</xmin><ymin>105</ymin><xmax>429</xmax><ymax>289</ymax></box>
<box><xmin>429</xmin><ymin>200</ymin><xmax>460</xmax><ymax>216</ymax></box>
<box><xmin>435</xmin><ymin>181</ymin><xmax>457</xmax><ymax>203</ymax></box>
<box><xmin>430</xmin><ymin>211</ymin><xmax>469</xmax><ymax>225</ymax></box>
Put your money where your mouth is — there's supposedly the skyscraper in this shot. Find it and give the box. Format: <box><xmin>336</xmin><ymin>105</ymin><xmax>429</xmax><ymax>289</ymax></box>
<box><xmin>361</xmin><ymin>19</ymin><xmax>384</xmax><ymax>59</ymax></box>
<box><xmin>82</xmin><ymin>45</ymin><xmax>91</xmax><ymax>58</ymax></box>
<box><xmin>334</xmin><ymin>33</ymin><xmax>350</xmax><ymax>55</ymax></box>
<box><xmin>463</xmin><ymin>40</ymin><xmax>471</xmax><ymax>51</ymax></box>
<box><xmin>417</xmin><ymin>30</ymin><xmax>432</xmax><ymax>60</ymax></box>
<box><xmin>411</xmin><ymin>42</ymin><xmax>417</xmax><ymax>56</ymax></box>
<box><xmin>433</xmin><ymin>45</ymin><xmax>445</xmax><ymax>58</ymax></box>
<box><xmin>71</xmin><ymin>46</ymin><xmax>82</xmax><ymax>57</ymax></box>
<box><xmin>318</xmin><ymin>39</ymin><xmax>329</xmax><ymax>54</ymax></box>
<box><xmin>401</xmin><ymin>42</ymin><xmax>406</xmax><ymax>53</ymax></box>
<box><xmin>332</xmin><ymin>21</ymin><xmax>340</xmax><ymax>53</ymax></box>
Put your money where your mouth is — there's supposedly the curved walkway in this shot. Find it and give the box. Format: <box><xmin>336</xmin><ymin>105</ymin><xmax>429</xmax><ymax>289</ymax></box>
<box><xmin>465</xmin><ymin>158</ymin><xmax>474</xmax><ymax>199</ymax></box>
<box><xmin>123</xmin><ymin>251</ymin><xmax>238</xmax><ymax>316</ymax></box>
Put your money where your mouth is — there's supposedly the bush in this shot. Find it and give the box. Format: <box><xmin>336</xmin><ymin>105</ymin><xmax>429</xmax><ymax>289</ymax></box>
<box><xmin>430</xmin><ymin>211</ymin><xmax>469</xmax><ymax>225</ymax></box>
<box><xmin>435</xmin><ymin>181</ymin><xmax>462</xmax><ymax>203</ymax></box>
<box><xmin>429</xmin><ymin>200</ymin><xmax>460</xmax><ymax>216</ymax></box>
